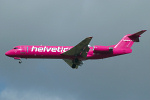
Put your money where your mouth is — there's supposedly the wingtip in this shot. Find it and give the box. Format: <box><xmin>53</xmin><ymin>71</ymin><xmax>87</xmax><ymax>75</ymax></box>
<box><xmin>141</xmin><ymin>30</ymin><xmax>147</xmax><ymax>32</ymax></box>
<box><xmin>88</xmin><ymin>37</ymin><xmax>93</xmax><ymax>39</ymax></box>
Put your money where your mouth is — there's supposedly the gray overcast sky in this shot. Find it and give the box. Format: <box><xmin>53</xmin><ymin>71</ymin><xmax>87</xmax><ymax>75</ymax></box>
<box><xmin>0</xmin><ymin>0</ymin><xmax>150</xmax><ymax>100</ymax></box>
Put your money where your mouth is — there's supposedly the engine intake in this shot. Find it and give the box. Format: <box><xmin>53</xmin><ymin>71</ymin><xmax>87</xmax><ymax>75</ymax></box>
<box><xmin>93</xmin><ymin>46</ymin><xmax>113</xmax><ymax>53</ymax></box>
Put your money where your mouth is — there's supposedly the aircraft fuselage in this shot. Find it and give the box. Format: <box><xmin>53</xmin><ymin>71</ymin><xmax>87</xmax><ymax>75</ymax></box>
<box><xmin>5</xmin><ymin>45</ymin><xmax>131</xmax><ymax>60</ymax></box>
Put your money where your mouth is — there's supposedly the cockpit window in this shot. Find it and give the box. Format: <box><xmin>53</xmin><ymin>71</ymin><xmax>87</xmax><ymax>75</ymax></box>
<box><xmin>13</xmin><ymin>47</ymin><xmax>18</xmax><ymax>49</ymax></box>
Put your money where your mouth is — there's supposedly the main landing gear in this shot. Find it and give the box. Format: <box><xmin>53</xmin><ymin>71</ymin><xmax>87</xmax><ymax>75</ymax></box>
<box><xmin>72</xmin><ymin>64</ymin><xmax>77</xmax><ymax>69</ymax></box>
<box><xmin>71</xmin><ymin>58</ymin><xmax>83</xmax><ymax>69</ymax></box>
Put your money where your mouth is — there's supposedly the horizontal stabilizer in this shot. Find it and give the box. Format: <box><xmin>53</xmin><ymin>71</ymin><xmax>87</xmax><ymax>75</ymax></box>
<box><xmin>128</xmin><ymin>30</ymin><xmax>147</xmax><ymax>42</ymax></box>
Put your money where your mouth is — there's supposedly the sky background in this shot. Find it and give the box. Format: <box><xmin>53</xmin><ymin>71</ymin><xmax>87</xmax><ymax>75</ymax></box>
<box><xmin>0</xmin><ymin>0</ymin><xmax>150</xmax><ymax>100</ymax></box>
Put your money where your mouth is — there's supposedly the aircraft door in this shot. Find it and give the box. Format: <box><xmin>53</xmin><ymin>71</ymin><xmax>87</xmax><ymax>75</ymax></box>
<box><xmin>20</xmin><ymin>46</ymin><xmax>26</xmax><ymax>54</ymax></box>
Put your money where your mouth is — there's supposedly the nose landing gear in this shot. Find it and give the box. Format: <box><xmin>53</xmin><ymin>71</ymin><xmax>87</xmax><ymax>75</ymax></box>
<box><xmin>14</xmin><ymin>57</ymin><xmax>22</xmax><ymax>64</ymax></box>
<box><xmin>19</xmin><ymin>60</ymin><xmax>22</xmax><ymax>64</ymax></box>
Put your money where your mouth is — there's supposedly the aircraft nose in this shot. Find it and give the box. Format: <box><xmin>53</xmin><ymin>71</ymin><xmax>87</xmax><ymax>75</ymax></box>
<box><xmin>5</xmin><ymin>51</ymin><xmax>10</xmax><ymax>56</ymax></box>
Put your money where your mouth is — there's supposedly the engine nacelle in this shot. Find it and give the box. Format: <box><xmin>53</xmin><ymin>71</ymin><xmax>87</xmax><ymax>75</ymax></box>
<box><xmin>93</xmin><ymin>45</ymin><xmax>113</xmax><ymax>53</ymax></box>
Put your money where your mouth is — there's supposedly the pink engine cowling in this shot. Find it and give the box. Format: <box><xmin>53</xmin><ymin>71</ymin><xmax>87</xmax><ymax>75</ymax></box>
<box><xmin>93</xmin><ymin>45</ymin><xmax>113</xmax><ymax>53</ymax></box>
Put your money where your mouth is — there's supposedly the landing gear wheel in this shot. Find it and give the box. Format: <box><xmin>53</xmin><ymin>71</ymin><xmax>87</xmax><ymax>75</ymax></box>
<box><xmin>72</xmin><ymin>64</ymin><xmax>76</xmax><ymax>68</ymax></box>
<box><xmin>19</xmin><ymin>60</ymin><xmax>22</xmax><ymax>64</ymax></box>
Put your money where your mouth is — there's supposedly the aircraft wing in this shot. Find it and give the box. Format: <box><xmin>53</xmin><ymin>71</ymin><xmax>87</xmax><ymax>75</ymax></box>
<box><xmin>62</xmin><ymin>37</ymin><xmax>92</xmax><ymax>58</ymax></box>
<box><xmin>63</xmin><ymin>59</ymin><xmax>79</xmax><ymax>69</ymax></box>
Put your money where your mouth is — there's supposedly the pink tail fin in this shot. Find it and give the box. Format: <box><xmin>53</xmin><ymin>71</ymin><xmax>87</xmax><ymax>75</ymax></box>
<box><xmin>114</xmin><ymin>30</ymin><xmax>146</xmax><ymax>49</ymax></box>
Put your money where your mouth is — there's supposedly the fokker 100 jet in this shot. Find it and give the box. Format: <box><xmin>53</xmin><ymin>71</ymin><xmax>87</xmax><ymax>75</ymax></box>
<box><xmin>5</xmin><ymin>30</ymin><xmax>146</xmax><ymax>69</ymax></box>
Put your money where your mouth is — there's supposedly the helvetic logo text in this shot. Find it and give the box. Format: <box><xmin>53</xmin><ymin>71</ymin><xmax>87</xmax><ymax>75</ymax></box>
<box><xmin>31</xmin><ymin>46</ymin><xmax>70</xmax><ymax>52</ymax></box>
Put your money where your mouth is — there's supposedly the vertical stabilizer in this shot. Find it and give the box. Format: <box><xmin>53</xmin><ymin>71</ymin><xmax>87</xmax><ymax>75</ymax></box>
<box><xmin>114</xmin><ymin>30</ymin><xmax>146</xmax><ymax>49</ymax></box>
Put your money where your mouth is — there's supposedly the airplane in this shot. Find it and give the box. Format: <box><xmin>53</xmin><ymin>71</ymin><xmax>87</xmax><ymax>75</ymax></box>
<box><xmin>5</xmin><ymin>30</ymin><xmax>146</xmax><ymax>69</ymax></box>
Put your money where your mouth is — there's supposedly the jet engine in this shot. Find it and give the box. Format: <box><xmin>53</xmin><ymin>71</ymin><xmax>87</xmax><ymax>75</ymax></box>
<box><xmin>93</xmin><ymin>45</ymin><xmax>113</xmax><ymax>53</ymax></box>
